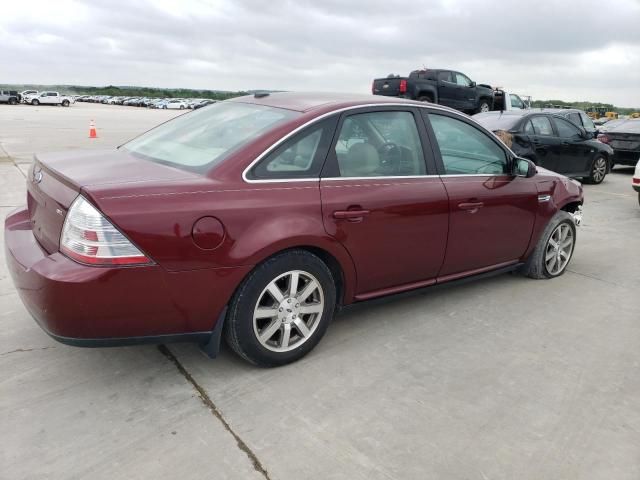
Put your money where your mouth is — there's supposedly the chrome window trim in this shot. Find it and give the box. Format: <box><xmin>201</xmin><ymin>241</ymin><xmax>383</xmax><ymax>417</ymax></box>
<box><xmin>321</xmin><ymin>175</ymin><xmax>440</xmax><ymax>181</ymax></box>
<box><xmin>241</xmin><ymin>102</ymin><xmax>481</xmax><ymax>184</ymax></box>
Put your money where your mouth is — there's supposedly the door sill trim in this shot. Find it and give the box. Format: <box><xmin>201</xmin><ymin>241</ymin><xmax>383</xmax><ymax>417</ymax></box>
<box><xmin>344</xmin><ymin>261</ymin><xmax>522</xmax><ymax>311</ymax></box>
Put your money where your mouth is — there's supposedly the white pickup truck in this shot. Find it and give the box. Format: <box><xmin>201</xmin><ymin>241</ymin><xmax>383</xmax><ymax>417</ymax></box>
<box><xmin>492</xmin><ymin>89</ymin><xmax>530</xmax><ymax>111</ymax></box>
<box><xmin>26</xmin><ymin>91</ymin><xmax>74</xmax><ymax>107</ymax></box>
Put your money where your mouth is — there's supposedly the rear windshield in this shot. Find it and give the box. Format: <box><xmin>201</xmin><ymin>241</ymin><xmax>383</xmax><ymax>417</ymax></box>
<box><xmin>611</xmin><ymin>119</ymin><xmax>640</xmax><ymax>133</ymax></box>
<box><xmin>473</xmin><ymin>113</ymin><xmax>522</xmax><ymax>131</ymax></box>
<box><xmin>122</xmin><ymin>102</ymin><xmax>299</xmax><ymax>172</ymax></box>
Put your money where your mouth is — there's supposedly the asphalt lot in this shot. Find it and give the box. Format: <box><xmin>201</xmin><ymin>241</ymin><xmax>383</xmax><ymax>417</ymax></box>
<box><xmin>1</xmin><ymin>102</ymin><xmax>639</xmax><ymax>480</ymax></box>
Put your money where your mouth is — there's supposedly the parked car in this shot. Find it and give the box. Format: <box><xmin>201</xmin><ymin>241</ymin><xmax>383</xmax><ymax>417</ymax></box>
<box><xmin>20</xmin><ymin>90</ymin><xmax>38</xmax><ymax>101</ymax></box>
<box><xmin>27</xmin><ymin>91</ymin><xmax>73</xmax><ymax>107</ymax></box>
<box><xmin>597</xmin><ymin>119</ymin><xmax>640</xmax><ymax>167</ymax></box>
<box><xmin>165</xmin><ymin>99</ymin><xmax>188</xmax><ymax>109</ymax></box>
<box><xmin>193</xmin><ymin>99</ymin><xmax>215</xmax><ymax>109</ymax></box>
<box><xmin>5</xmin><ymin>93</ymin><xmax>584</xmax><ymax>367</ymax></box>
<box><xmin>0</xmin><ymin>90</ymin><xmax>21</xmax><ymax>105</ymax></box>
<box><xmin>372</xmin><ymin>69</ymin><xmax>494</xmax><ymax>113</ymax></box>
<box><xmin>633</xmin><ymin>158</ymin><xmax>640</xmax><ymax>206</ymax></box>
<box><xmin>474</xmin><ymin>109</ymin><xmax>613</xmax><ymax>184</ymax></box>
<box><xmin>545</xmin><ymin>108</ymin><xmax>598</xmax><ymax>137</ymax></box>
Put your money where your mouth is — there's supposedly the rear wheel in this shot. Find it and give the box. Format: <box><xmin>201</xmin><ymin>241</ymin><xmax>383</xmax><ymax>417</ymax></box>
<box><xmin>522</xmin><ymin>211</ymin><xmax>576</xmax><ymax>279</ymax></box>
<box><xmin>586</xmin><ymin>155</ymin><xmax>607</xmax><ymax>184</ymax></box>
<box><xmin>477</xmin><ymin>100</ymin><xmax>491</xmax><ymax>113</ymax></box>
<box><xmin>224</xmin><ymin>250</ymin><xmax>336</xmax><ymax>367</ymax></box>
<box><xmin>8</xmin><ymin>98</ymin><xmax>17</xmax><ymax>105</ymax></box>
<box><xmin>417</xmin><ymin>95</ymin><xmax>433</xmax><ymax>103</ymax></box>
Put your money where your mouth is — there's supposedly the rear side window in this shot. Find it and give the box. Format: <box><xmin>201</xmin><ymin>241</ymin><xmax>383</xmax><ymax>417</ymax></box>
<box><xmin>332</xmin><ymin>111</ymin><xmax>425</xmax><ymax>177</ymax></box>
<box><xmin>428</xmin><ymin>114</ymin><xmax>508</xmax><ymax>175</ymax></box>
<box><xmin>523</xmin><ymin>120</ymin><xmax>535</xmax><ymax>134</ymax></box>
<box><xmin>530</xmin><ymin>116</ymin><xmax>553</xmax><ymax>136</ymax></box>
<box><xmin>437</xmin><ymin>71</ymin><xmax>452</xmax><ymax>82</ymax></box>
<box><xmin>249</xmin><ymin>117</ymin><xmax>337</xmax><ymax>180</ymax></box>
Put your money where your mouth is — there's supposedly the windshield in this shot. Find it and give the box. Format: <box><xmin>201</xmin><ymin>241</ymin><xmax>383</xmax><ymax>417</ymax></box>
<box><xmin>122</xmin><ymin>102</ymin><xmax>299</xmax><ymax>172</ymax></box>
<box><xmin>473</xmin><ymin>113</ymin><xmax>522</xmax><ymax>131</ymax></box>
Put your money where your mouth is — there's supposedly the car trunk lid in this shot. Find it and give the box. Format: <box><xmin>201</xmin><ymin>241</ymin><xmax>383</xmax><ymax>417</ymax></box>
<box><xmin>605</xmin><ymin>131</ymin><xmax>640</xmax><ymax>151</ymax></box>
<box><xmin>372</xmin><ymin>77</ymin><xmax>406</xmax><ymax>97</ymax></box>
<box><xmin>27</xmin><ymin>149</ymin><xmax>200</xmax><ymax>254</ymax></box>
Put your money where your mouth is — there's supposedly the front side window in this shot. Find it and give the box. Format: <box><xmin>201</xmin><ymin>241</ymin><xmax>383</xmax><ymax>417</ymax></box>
<box><xmin>567</xmin><ymin>112</ymin><xmax>581</xmax><ymax>126</ymax></box>
<box><xmin>428</xmin><ymin>113</ymin><xmax>508</xmax><ymax>175</ymax></box>
<box><xmin>249</xmin><ymin>118</ymin><xmax>335</xmax><ymax>180</ymax></box>
<box><xmin>123</xmin><ymin>102</ymin><xmax>299</xmax><ymax>172</ymax></box>
<box><xmin>455</xmin><ymin>73</ymin><xmax>471</xmax><ymax>87</ymax></box>
<box><xmin>523</xmin><ymin>120</ymin><xmax>535</xmax><ymax>134</ymax></box>
<box><xmin>580</xmin><ymin>113</ymin><xmax>596</xmax><ymax>131</ymax></box>
<box><xmin>509</xmin><ymin>95</ymin><xmax>524</xmax><ymax>109</ymax></box>
<box><xmin>554</xmin><ymin>117</ymin><xmax>581</xmax><ymax>138</ymax></box>
<box><xmin>530</xmin><ymin>116</ymin><xmax>554</xmax><ymax>136</ymax></box>
<box><xmin>333</xmin><ymin>111</ymin><xmax>425</xmax><ymax>177</ymax></box>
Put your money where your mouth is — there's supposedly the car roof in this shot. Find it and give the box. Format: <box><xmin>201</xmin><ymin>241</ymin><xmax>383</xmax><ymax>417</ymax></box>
<box><xmin>227</xmin><ymin>91</ymin><xmax>448</xmax><ymax>113</ymax></box>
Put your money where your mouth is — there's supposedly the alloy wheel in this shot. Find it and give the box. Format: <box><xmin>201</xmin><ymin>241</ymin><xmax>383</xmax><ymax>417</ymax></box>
<box><xmin>253</xmin><ymin>270</ymin><xmax>325</xmax><ymax>352</ymax></box>
<box><xmin>545</xmin><ymin>223</ymin><xmax>574</xmax><ymax>276</ymax></box>
<box><xmin>592</xmin><ymin>157</ymin><xmax>606</xmax><ymax>183</ymax></box>
<box><xmin>480</xmin><ymin>102</ymin><xmax>490</xmax><ymax>113</ymax></box>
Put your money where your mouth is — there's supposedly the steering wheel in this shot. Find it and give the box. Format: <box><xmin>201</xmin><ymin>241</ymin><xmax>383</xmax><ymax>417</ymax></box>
<box><xmin>377</xmin><ymin>142</ymin><xmax>402</xmax><ymax>173</ymax></box>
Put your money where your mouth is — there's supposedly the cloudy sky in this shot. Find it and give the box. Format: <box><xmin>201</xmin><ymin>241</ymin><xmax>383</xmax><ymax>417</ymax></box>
<box><xmin>2</xmin><ymin>0</ymin><xmax>639</xmax><ymax>106</ymax></box>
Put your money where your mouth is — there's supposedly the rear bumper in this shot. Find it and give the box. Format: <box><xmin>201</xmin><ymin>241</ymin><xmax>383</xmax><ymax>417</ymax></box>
<box><xmin>612</xmin><ymin>150</ymin><xmax>640</xmax><ymax>166</ymax></box>
<box><xmin>4</xmin><ymin>207</ymin><xmax>250</xmax><ymax>346</ymax></box>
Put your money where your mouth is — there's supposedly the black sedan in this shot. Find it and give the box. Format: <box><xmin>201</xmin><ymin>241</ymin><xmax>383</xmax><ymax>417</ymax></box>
<box><xmin>474</xmin><ymin>110</ymin><xmax>614</xmax><ymax>184</ymax></box>
<box><xmin>597</xmin><ymin>119</ymin><xmax>640</xmax><ymax>167</ymax></box>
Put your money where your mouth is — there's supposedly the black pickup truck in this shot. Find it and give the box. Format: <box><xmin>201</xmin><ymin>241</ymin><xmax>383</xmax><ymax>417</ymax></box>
<box><xmin>372</xmin><ymin>69</ymin><xmax>494</xmax><ymax>114</ymax></box>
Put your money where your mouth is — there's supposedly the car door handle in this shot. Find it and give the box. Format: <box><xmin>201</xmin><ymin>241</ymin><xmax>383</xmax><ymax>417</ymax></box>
<box><xmin>458</xmin><ymin>202</ymin><xmax>484</xmax><ymax>213</ymax></box>
<box><xmin>333</xmin><ymin>209</ymin><xmax>370</xmax><ymax>221</ymax></box>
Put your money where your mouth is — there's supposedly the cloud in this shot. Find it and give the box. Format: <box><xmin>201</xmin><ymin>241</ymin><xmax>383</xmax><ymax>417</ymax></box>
<box><xmin>1</xmin><ymin>0</ymin><xmax>639</xmax><ymax>106</ymax></box>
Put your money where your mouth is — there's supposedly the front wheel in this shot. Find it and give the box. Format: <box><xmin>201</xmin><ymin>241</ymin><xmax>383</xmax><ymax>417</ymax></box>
<box><xmin>225</xmin><ymin>250</ymin><xmax>336</xmax><ymax>367</ymax></box>
<box><xmin>62</xmin><ymin>100</ymin><xmax>70</xmax><ymax>107</ymax></box>
<box><xmin>31</xmin><ymin>99</ymin><xmax>39</xmax><ymax>106</ymax></box>
<box><xmin>521</xmin><ymin>211</ymin><xmax>576</xmax><ymax>279</ymax></box>
<box><xmin>585</xmin><ymin>156</ymin><xmax>607</xmax><ymax>184</ymax></box>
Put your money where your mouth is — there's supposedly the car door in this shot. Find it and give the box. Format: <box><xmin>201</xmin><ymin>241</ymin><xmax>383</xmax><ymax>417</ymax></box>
<box><xmin>552</xmin><ymin>116</ymin><xmax>593</xmax><ymax>176</ymax></box>
<box><xmin>422</xmin><ymin>110</ymin><xmax>538</xmax><ymax>278</ymax></box>
<box><xmin>527</xmin><ymin>115</ymin><xmax>561</xmax><ymax>171</ymax></box>
<box><xmin>453</xmin><ymin>72</ymin><xmax>475</xmax><ymax>111</ymax></box>
<box><xmin>437</xmin><ymin>71</ymin><xmax>457</xmax><ymax>108</ymax></box>
<box><xmin>320</xmin><ymin>107</ymin><xmax>449</xmax><ymax>298</ymax></box>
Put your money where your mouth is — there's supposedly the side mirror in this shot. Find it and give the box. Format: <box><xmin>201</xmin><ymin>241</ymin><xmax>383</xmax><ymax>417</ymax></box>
<box><xmin>514</xmin><ymin>157</ymin><xmax>537</xmax><ymax>178</ymax></box>
<box><xmin>470</xmin><ymin>81</ymin><xmax>476</xmax><ymax>87</ymax></box>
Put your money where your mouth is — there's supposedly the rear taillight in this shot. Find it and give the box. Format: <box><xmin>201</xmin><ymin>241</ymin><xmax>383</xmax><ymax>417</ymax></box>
<box><xmin>371</xmin><ymin>80</ymin><xmax>375</xmax><ymax>94</ymax></box>
<box><xmin>597</xmin><ymin>134</ymin><xmax>610</xmax><ymax>144</ymax></box>
<box><xmin>60</xmin><ymin>196</ymin><xmax>151</xmax><ymax>266</ymax></box>
<box><xmin>399</xmin><ymin>79</ymin><xmax>407</xmax><ymax>94</ymax></box>
<box><xmin>633</xmin><ymin>178</ymin><xmax>640</xmax><ymax>185</ymax></box>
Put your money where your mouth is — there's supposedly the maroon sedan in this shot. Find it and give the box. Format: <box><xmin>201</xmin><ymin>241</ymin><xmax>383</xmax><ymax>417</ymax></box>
<box><xmin>5</xmin><ymin>93</ymin><xmax>584</xmax><ymax>366</ymax></box>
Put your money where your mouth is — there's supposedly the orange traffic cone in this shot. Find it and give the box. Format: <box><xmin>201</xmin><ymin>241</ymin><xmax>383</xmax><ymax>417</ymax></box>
<box><xmin>89</xmin><ymin>120</ymin><xmax>97</xmax><ymax>138</ymax></box>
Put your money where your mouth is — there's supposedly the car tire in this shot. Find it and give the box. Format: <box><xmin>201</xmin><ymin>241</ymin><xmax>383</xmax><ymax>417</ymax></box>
<box><xmin>476</xmin><ymin>100</ymin><xmax>491</xmax><ymax>113</ymax></box>
<box><xmin>521</xmin><ymin>211</ymin><xmax>576</xmax><ymax>279</ymax></box>
<box><xmin>417</xmin><ymin>96</ymin><xmax>433</xmax><ymax>103</ymax></box>
<box><xmin>224</xmin><ymin>249</ymin><xmax>336</xmax><ymax>367</ymax></box>
<box><xmin>8</xmin><ymin>98</ymin><xmax>17</xmax><ymax>105</ymax></box>
<box><xmin>638</xmin><ymin>192</ymin><xmax>640</xmax><ymax>207</ymax></box>
<box><xmin>585</xmin><ymin>155</ymin><xmax>607</xmax><ymax>184</ymax></box>
<box><xmin>31</xmin><ymin>99</ymin><xmax>39</xmax><ymax>106</ymax></box>
<box><xmin>62</xmin><ymin>100</ymin><xmax>70</xmax><ymax>107</ymax></box>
